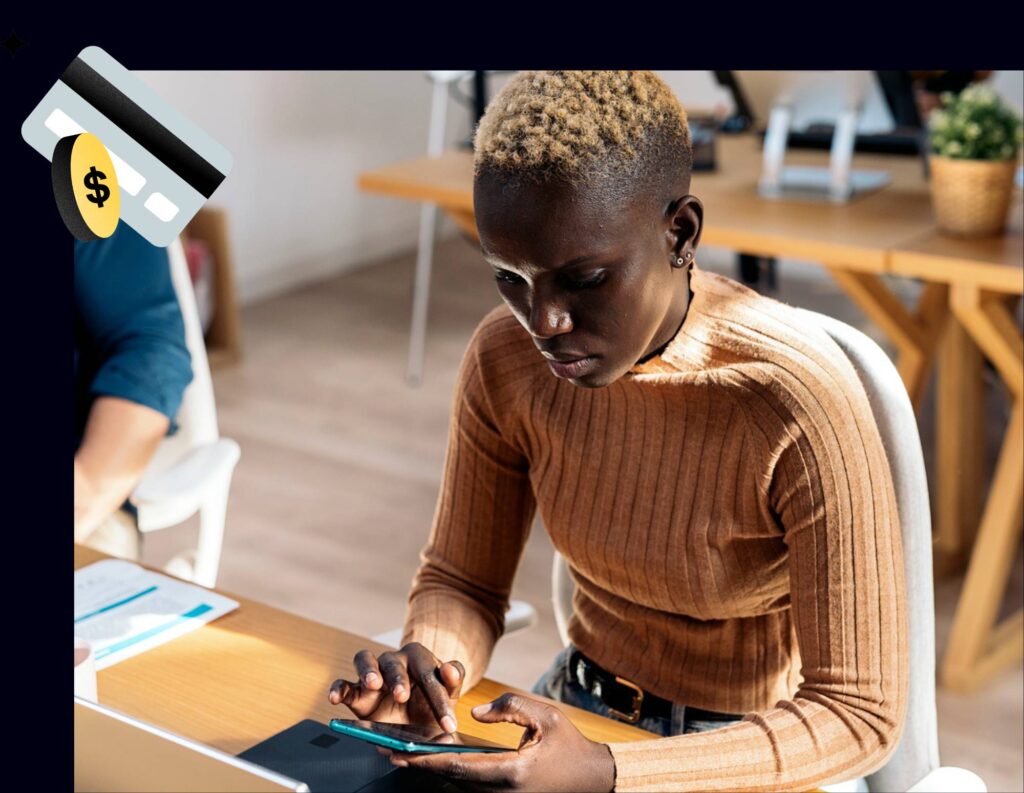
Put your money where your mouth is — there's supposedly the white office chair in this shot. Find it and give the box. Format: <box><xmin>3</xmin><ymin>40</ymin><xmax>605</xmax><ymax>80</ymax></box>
<box><xmin>547</xmin><ymin>309</ymin><xmax>985</xmax><ymax>793</ymax></box>
<box><xmin>128</xmin><ymin>236</ymin><xmax>241</xmax><ymax>589</ymax></box>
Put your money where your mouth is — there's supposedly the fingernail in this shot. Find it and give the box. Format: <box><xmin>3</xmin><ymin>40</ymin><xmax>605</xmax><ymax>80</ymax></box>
<box><xmin>390</xmin><ymin>757</ymin><xmax>408</xmax><ymax>768</ymax></box>
<box><xmin>441</xmin><ymin>715</ymin><xmax>457</xmax><ymax>733</ymax></box>
<box><xmin>394</xmin><ymin>685</ymin><xmax>405</xmax><ymax>699</ymax></box>
<box><xmin>472</xmin><ymin>703</ymin><xmax>491</xmax><ymax>716</ymax></box>
<box><xmin>366</xmin><ymin>673</ymin><xmax>379</xmax><ymax>686</ymax></box>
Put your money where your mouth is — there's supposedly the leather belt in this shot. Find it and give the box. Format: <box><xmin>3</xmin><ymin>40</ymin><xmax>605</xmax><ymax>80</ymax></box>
<box><xmin>565</xmin><ymin>648</ymin><xmax>743</xmax><ymax>725</ymax></box>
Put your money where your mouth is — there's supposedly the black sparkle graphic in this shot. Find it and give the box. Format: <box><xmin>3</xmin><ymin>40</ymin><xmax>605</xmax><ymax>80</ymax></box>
<box><xmin>2</xmin><ymin>32</ymin><xmax>28</xmax><ymax>57</ymax></box>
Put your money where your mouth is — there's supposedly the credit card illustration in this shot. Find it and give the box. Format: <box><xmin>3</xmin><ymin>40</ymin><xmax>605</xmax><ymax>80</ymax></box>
<box><xmin>22</xmin><ymin>46</ymin><xmax>232</xmax><ymax>247</ymax></box>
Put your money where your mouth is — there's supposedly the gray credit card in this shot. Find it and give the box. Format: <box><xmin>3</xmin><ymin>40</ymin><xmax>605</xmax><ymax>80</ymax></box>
<box><xmin>22</xmin><ymin>45</ymin><xmax>232</xmax><ymax>247</ymax></box>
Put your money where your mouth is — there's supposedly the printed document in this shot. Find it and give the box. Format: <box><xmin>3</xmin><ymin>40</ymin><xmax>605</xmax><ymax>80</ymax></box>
<box><xmin>74</xmin><ymin>558</ymin><xmax>239</xmax><ymax>670</ymax></box>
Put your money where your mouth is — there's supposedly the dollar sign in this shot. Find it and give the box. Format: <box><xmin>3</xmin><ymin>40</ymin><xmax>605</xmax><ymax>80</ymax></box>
<box><xmin>83</xmin><ymin>165</ymin><xmax>110</xmax><ymax>208</ymax></box>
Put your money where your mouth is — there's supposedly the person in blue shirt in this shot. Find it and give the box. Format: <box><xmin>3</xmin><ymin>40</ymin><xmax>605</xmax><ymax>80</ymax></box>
<box><xmin>74</xmin><ymin>223</ymin><xmax>193</xmax><ymax>560</ymax></box>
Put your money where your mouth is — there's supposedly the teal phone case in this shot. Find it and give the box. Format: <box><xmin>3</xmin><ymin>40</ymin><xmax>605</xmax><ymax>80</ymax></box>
<box><xmin>328</xmin><ymin>720</ymin><xmax>511</xmax><ymax>754</ymax></box>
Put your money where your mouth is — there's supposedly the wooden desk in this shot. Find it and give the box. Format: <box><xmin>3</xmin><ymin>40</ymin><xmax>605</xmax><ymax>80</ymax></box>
<box><xmin>75</xmin><ymin>544</ymin><xmax>656</xmax><ymax>758</ymax></box>
<box><xmin>889</xmin><ymin>201</ymin><xmax>1023</xmax><ymax>692</ymax></box>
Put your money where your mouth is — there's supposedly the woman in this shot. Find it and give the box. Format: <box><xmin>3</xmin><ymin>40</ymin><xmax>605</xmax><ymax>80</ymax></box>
<box><xmin>329</xmin><ymin>71</ymin><xmax>907</xmax><ymax>792</ymax></box>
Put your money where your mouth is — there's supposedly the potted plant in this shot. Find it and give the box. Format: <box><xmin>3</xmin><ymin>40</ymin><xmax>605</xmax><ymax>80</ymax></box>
<box><xmin>927</xmin><ymin>84</ymin><xmax>1023</xmax><ymax>236</ymax></box>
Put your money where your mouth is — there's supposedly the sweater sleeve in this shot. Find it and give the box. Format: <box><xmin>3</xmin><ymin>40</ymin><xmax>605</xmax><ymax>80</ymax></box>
<box><xmin>606</xmin><ymin>363</ymin><xmax>908</xmax><ymax>792</ymax></box>
<box><xmin>401</xmin><ymin>316</ymin><xmax>537</xmax><ymax>689</ymax></box>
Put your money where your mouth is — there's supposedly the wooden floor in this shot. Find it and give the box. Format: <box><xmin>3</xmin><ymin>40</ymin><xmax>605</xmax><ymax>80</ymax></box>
<box><xmin>142</xmin><ymin>234</ymin><xmax>1024</xmax><ymax>791</ymax></box>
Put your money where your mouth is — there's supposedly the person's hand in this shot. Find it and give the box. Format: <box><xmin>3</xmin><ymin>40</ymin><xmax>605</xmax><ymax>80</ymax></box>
<box><xmin>328</xmin><ymin>642</ymin><xmax>465</xmax><ymax>733</ymax></box>
<box><xmin>386</xmin><ymin>693</ymin><xmax>615</xmax><ymax>793</ymax></box>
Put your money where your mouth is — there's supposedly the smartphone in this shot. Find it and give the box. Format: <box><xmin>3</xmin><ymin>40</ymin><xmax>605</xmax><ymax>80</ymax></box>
<box><xmin>328</xmin><ymin>719</ymin><xmax>512</xmax><ymax>754</ymax></box>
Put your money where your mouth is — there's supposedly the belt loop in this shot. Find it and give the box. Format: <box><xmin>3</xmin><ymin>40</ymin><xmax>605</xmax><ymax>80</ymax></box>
<box><xmin>671</xmin><ymin>701</ymin><xmax>687</xmax><ymax>735</ymax></box>
<box><xmin>566</xmin><ymin>648</ymin><xmax>583</xmax><ymax>689</ymax></box>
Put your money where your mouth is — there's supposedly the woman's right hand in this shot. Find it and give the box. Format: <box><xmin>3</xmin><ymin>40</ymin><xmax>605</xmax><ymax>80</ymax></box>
<box><xmin>328</xmin><ymin>642</ymin><xmax>465</xmax><ymax>733</ymax></box>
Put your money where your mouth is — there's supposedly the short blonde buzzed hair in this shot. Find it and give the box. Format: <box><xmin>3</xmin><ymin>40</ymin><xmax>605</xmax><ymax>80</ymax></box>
<box><xmin>473</xmin><ymin>71</ymin><xmax>692</xmax><ymax>206</ymax></box>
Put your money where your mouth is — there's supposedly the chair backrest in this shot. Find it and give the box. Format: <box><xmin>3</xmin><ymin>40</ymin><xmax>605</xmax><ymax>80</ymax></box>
<box><xmin>798</xmin><ymin>309</ymin><xmax>939</xmax><ymax>792</ymax></box>
<box><xmin>550</xmin><ymin>308</ymin><xmax>939</xmax><ymax>793</ymax></box>
<box><xmin>140</xmin><ymin>237</ymin><xmax>220</xmax><ymax>479</ymax></box>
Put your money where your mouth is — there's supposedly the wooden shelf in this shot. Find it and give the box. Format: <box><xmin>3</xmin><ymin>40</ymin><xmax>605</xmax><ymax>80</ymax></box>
<box><xmin>182</xmin><ymin>207</ymin><xmax>242</xmax><ymax>368</ymax></box>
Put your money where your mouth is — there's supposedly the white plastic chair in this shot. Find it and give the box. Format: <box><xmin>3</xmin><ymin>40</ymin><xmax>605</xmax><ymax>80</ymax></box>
<box><xmin>547</xmin><ymin>309</ymin><xmax>985</xmax><ymax>793</ymax></box>
<box><xmin>402</xmin><ymin>71</ymin><xmax>471</xmax><ymax>387</ymax></box>
<box><xmin>128</xmin><ymin>236</ymin><xmax>241</xmax><ymax>589</ymax></box>
<box><xmin>407</xmin><ymin>71</ymin><xmax>510</xmax><ymax>386</ymax></box>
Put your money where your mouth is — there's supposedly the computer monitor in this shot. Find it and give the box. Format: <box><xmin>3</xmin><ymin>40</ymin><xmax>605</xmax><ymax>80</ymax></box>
<box><xmin>74</xmin><ymin>696</ymin><xmax>309</xmax><ymax>792</ymax></box>
<box><xmin>731</xmin><ymin>71</ymin><xmax>895</xmax><ymax>202</ymax></box>
<box><xmin>734</xmin><ymin>71</ymin><xmax>895</xmax><ymax>135</ymax></box>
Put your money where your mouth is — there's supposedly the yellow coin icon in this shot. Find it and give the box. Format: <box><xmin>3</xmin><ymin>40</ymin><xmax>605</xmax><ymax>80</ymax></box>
<box><xmin>51</xmin><ymin>132</ymin><xmax>121</xmax><ymax>240</ymax></box>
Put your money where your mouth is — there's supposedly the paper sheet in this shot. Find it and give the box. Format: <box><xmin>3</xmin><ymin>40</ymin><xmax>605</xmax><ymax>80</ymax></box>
<box><xmin>74</xmin><ymin>558</ymin><xmax>239</xmax><ymax>670</ymax></box>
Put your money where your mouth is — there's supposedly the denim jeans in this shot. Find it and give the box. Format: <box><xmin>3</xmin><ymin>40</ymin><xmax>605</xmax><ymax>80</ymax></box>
<box><xmin>530</xmin><ymin>644</ymin><xmax>743</xmax><ymax>736</ymax></box>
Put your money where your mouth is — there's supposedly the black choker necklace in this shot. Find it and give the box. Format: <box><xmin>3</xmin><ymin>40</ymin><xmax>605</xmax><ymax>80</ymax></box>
<box><xmin>636</xmin><ymin>283</ymin><xmax>693</xmax><ymax>366</ymax></box>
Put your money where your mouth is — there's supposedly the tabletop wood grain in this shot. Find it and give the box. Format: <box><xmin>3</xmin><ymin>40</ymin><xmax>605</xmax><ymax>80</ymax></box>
<box><xmin>75</xmin><ymin>544</ymin><xmax>657</xmax><ymax>757</ymax></box>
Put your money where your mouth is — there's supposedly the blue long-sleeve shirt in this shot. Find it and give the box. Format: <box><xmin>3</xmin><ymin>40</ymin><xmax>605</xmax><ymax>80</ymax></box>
<box><xmin>74</xmin><ymin>223</ymin><xmax>193</xmax><ymax>455</ymax></box>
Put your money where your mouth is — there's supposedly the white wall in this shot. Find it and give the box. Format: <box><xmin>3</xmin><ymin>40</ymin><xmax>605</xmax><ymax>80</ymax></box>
<box><xmin>135</xmin><ymin>70</ymin><xmax>477</xmax><ymax>304</ymax></box>
<box><xmin>990</xmin><ymin>70</ymin><xmax>1023</xmax><ymax>113</ymax></box>
<box><xmin>134</xmin><ymin>70</ymin><xmax>1022</xmax><ymax>306</ymax></box>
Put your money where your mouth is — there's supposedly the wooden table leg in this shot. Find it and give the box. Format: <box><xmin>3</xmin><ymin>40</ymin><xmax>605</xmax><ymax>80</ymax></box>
<box><xmin>933</xmin><ymin>315</ymin><xmax>987</xmax><ymax>574</ymax></box>
<box><xmin>186</xmin><ymin>208</ymin><xmax>243</xmax><ymax>368</ymax></box>
<box><xmin>941</xmin><ymin>282</ymin><xmax>1024</xmax><ymax>692</ymax></box>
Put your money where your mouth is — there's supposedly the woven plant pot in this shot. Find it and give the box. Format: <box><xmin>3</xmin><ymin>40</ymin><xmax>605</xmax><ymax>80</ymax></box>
<box><xmin>929</xmin><ymin>155</ymin><xmax>1018</xmax><ymax>236</ymax></box>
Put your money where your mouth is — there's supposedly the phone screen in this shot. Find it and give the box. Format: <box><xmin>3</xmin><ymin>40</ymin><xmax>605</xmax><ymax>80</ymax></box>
<box><xmin>328</xmin><ymin>719</ymin><xmax>513</xmax><ymax>754</ymax></box>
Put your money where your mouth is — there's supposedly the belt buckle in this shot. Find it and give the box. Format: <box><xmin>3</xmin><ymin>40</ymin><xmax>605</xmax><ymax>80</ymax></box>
<box><xmin>607</xmin><ymin>675</ymin><xmax>644</xmax><ymax>724</ymax></box>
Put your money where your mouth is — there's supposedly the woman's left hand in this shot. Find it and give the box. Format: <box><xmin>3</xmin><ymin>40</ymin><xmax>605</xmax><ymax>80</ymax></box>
<box><xmin>387</xmin><ymin>693</ymin><xmax>615</xmax><ymax>792</ymax></box>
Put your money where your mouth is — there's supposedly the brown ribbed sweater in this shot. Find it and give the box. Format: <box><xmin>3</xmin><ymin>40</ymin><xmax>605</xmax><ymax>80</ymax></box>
<box><xmin>402</xmin><ymin>266</ymin><xmax>908</xmax><ymax>792</ymax></box>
